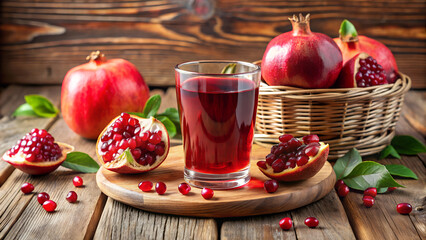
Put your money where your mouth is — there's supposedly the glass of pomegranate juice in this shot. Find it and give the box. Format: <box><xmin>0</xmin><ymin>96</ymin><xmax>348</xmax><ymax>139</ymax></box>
<box><xmin>175</xmin><ymin>60</ymin><xmax>261</xmax><ymax>189</ymax></box>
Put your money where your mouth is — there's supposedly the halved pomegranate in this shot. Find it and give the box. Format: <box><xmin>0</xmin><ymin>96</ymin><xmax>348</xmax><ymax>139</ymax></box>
<box><xmin>257</xmin><ymin>134</ymin><xmax>329</xmax><ymax>182</ymax></box>
<box><xmin>96</xmin><ymin>113</ymin><xmax>170</xmax><ymax>174</ymax></box>
<box><xmin>334</xmin><ymin>52</ymin><xmax>388</xmax><ymax>88</ymax></box>
<box><xmin>2</xmin><ymin>129</ymin><xmax>74</xmax><ymax>175</ymax></box>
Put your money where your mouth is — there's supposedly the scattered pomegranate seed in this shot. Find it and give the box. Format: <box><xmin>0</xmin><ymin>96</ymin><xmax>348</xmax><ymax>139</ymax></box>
<box><xmin>363</xmin><ymin>196</ymin><xmax>375</xmax><ymax>208</ymax></box>
<box><xmin>387</xmin><ymin>187</ymin><xmax>397</xmax><ymax>192</ymax></box>
<box><xmin>264</xmin><ymin>180</ymin><xmax>279</xmax><ymax>193</ymax></box>
<box><xmin>138</xmin><ymin>181</ymin><xmax>153</xmax><ymax>192</ymax></box>
<box><xmin>278</xmin><ymin>134</ymin><xmax>293</xmax><ymax>143</ymax></box>
<box><xmin>178</xmin><ymin>183</ymin><xmax>191</xmax><ymax>195</ymax></box>
<box><xmin>73</xmin><ymin>176</ymin><xmax>83</xmax><ymax>187</ymax></box>
<box><xmin>37</xmin><ymin>192</ymin><xmax>50</xmax><ymax>204</ymax></box>
<box><xmin>66</xmin><ymin>191</ymin><xmax>78</xmax><ymax>203</ymax></box>
<box><xmin>279</xmin><ymin>217</ymin><xmax>293</xmax><ymax>230</ymax></box>
<box><xmin>155</xmin><ymin>182</ymin><xmax>167</xmax><ymax>195</ymax></box>
<box><xmin>257</xmin><ymin>161</ymin><xmax>267</xmax><ymax>170</ymax></box>
<box><xmin>201</xmin><ymin>188</ymin><xmax>214</xmax><ymax>200</ymax></box>
<box><xmin>337</xmin><ymin>185</ymin><xmax>349</xmax><ymax>197</ymax></box>
<box><xmin>334</xmin><ymin>180</ymin><xmax>345</xmax><ymax>189</ymax></box>
<box><xmin>302</xmin><ymin>135</ymin><xmax>319</xmax><ymax>144</ymax></box>
<box><xmin>21</xmin><ymin>182</ymin><xmax>34</xmax><ymax>194</ymax></box>
<box><xmin>43</xmin><ymin>200</ymin><xmax>57</xmax><ymax>212</ymax></box>
<box><xmin>363</xmin><ymin>187</ymin><xmax>377</xmax><ymax>198</ymax></box>
<box><xmin>304</xmin><ymin>217</ymin><xmax>319</xmax><ymax>228</ymax></box>
<box><xmin>396</xmin><ymin>203</ymin><xmax>412</xmax><ymax>215</ymax></box>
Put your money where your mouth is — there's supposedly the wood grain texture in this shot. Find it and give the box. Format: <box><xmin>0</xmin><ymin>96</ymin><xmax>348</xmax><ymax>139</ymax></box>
<box><xmin>96</xmin><ymin>144</ymin><xmax>336</xmax><ymax>217</ymax></box>
<box><xmin>0</xmin><ymin>85</ymin><xmax>61</xmax><ymax>186</ymax></box>
<box><xmin>94</xmin><ymin>198</ymin><xmax>218</xmax><ymax>240</ymax></box>
<box><xmin>221</xmin><ymin>191</ymin><xmax>356</xmax><ymax>240</ymax></box>
<box><xmin>0</xmin><ymin>0</ymin><xmax>425</xmax><ymax>88</ymax></box>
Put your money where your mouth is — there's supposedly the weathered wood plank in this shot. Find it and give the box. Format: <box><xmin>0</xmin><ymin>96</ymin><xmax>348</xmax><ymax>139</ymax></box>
<box><xmin>0</xmin><ymin>85</ymin><xmax>61</xmax><ymax>186</ymax></box>
<box><xmin>401</xmin><ymin>91</ymin><xmax>426</xmax><ymax>136</ymax></box>
<box><xmin>1</xmin><ymin>0</ymin><xmax>425</xmax><ymax>88</ymax></box>
<box><xmin>94</xmin><ymin>198</ymin><xmax>218</xmax><ymax>240</ymax></box>
<box><xmin>221</xmin><ymin>191</ymin><xmax>355</xmax><ymax>239</ymax></box>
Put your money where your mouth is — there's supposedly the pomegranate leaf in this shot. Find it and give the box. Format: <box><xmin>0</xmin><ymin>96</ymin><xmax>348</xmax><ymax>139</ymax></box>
<box><xmin>143</xmin><ymin>94</ymin><xmax>161</xmax><ymax>118</ymax></box>
<box><xmin>25</xmin><ymin>95</ymin><xmax>59</xmax><ymax>118</ymax></box>
<box><xmin>62</xmin><ymin>152</ymin><xmax>99</xmax><ymax>173</ymax></box>
<box><xmin>377</xmin><ymin>188</ymin><xmax>388</xmax><ymax>194</ymax></box>
<box><xmin>391</xmin><ymin>135</ymin><xmax>426</xmax><ymax>155</ymax></box>
<box><xmin>156</xmin><ymin>116</ymin><xmax>176</xmax><ymax>137</ymax></box>
<box><xmin>343</xmin><ymin>161</ymin><xmax>404</xmax><ymax>191</ymax></box>
<box><xmin>385</xmin><ymin>164</ymin><xmax>418</xmax><ymax>179</ymax></box>
<box><xmin>333</xmin><ymin>148</ymin><xmax>362</xmax><ymax>180</ymax></box>
<box><xmin>13</xmin><ymin>103</ymin><xmax>38</xmax><ymax>117</ymax></box>
<box><xmin>156</xmin><ymin>108</ymin><xmax>180</xmax><ymax>134</ymax></box>
<box><xmin>379</xmin><ymin>145</ymin><xmax>401</xmax><ymax>159</ymax></box>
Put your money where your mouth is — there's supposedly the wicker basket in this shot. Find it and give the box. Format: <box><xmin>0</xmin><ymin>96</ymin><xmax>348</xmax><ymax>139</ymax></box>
<box><xmin>254</xmin><ymin>69</ymin><xmax>411</xmax><ymax>160</ymax></box>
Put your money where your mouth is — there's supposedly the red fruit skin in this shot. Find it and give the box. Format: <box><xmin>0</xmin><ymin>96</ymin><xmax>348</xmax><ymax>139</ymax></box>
<box><xmin>333</xmin><ymin>53</ymin><xmax>359</xmax><ymax>88</ymax></box>
<box><xmin>61</xmin><ymin>53</ymin><xmax>150</xmax><ymax>139</ymax></box>
<box><xmin>334</xmin><ymin>36</ymin><xmax>399</xmax><ymax>83</ymax></box>
<box><xmin>262</xmin><ymin>16</ymin><xmax>342</xmax><ymax>88</ymax></box>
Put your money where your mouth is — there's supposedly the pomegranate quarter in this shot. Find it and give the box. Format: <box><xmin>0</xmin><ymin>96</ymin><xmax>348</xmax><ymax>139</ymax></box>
<box><xmin>257</xmin><ymin>134</ymin><xmax>329</xmax><ymax>181</ymax></box>
<box><xmin>96</xmin><ymin>113</ymin><xmax>170</xmax><ymax>174</ymax></box>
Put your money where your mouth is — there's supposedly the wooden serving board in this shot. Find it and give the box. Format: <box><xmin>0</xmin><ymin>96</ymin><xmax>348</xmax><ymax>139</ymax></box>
<box><xmin>96</xmin><ymin>144</ymin><xmax>336</xmax><ymax>218</ymax></box>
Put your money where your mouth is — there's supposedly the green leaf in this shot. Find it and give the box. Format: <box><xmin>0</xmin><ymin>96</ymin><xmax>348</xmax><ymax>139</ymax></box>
<box><xmin>339</xmin><ymin>19</ymin><xmax>358</xmax><ymax>42</ymax></box>
<box><xmin>385</xmin><ymin>164</ymin><xmax>418</xmax><ymax>179</ymax></box>
<box><xmin>343</xmin><ymin>161</ymin><xmax>404</xmax><ymax>191</ymax></box>
<box><xmin>13</xmin><ymin>103</ymin><xmax>38</xmax><ymax>117</ymax></box>
<box><xmin>143</xmin><ymin>95</ymin><xmax>161</xmax><ymax>118</ymax></box>
<box><xmin>156</xmin><ymin>108</ymin><xmax>181</xmax><ymax>134</ymax></box>
<box><xmin>391</xmin><ymin>135</ymin><xmax>426</xmax><ymax>155</ymax></box>
<box><xmin>156</xmin><ymin>116</ymin><xmax>177</xmax><ymax>138</ymax></box>
<box><xmin>24</xmin><ymin>95</ymin><xmax>59</xmax><ymax>118</ymax></box>
<box><xmin>379</xmin><ymin>145</ymin><xmax>401</xmax><ymax>159</ymax></box>
<box><xmin>377</xmin><ymin>188</ymin><xmax>388</xmax><ymax>194</ymax></box>
<box><xmin>61</xmin><ymin>152</ymin><xmax>99</xmax><ymax>173</ymax></box>
<box><xmin>333</xmin><ymin>148</ymin><xmax>362</xmax><ymax>180</ymax></box>
<box><xmin>221</xmin><ymin>63</ymin><xmax>237</xmax><ymax>74</ymax></box>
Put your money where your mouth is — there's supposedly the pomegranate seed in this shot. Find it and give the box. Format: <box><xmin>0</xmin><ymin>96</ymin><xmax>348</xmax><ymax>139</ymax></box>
<box><xmin>257</xmin><ymin>161</ymin><xmax>268</xmax><ymax>169</ymax></box>
<box><xmin>278</xmin><ymin>134</ymin><xmax>293</xmax><ymax>143</ymax></box>
<box><xmin>337</xmin><ymin>184</ymin><xmax>349</xmax><ymax>197</ymax></box>
<box><xmin>364</xmin><ymin>187</ymin><xmax>377</xmax><ymax>198</ymax></box>
<box><xmin>73</xmin><ymin>176</ymin><xmax>83</xmax><ymax>187</ymax></box>
<box><xmin>138</xmin><ymin>181</ymin><xmax>153</xmax><ymax>192</ymax></box>
<box><xmin>296</xmin><ymin>155</ymin><xmax>309</xmax><ymax>167</ymax></box>
<box><xmin>128</xmin><ymin>118</ymin><xmax>137</xmax><ymax>127</ymax></box>
<box><xmin>279</xmin><ymin>217</ymin><xmax>292</xmax><ymax>230</ymax></box>
<box><xmin>178</xmin><ymin>183</ymin><xmax>191</xmax><ymax>195</ymax></box>
<box><xmin>272</xmin><ymin>159</ymin><xmax>286</xmax><ymax>173</ymax></box>
<box><xmin>21</xmin><ymin>182</ymin><xmax>34</xmax><ymax>194</ymax></box>
<box><xmin>201</xmin><ymin>188</ymin><xmax>214</xmax><ymax>200</ymax></box>
<box><xmin>149</xmin><ymin>133</ymin><xmax>162</xmax><ymax>145</ymax></box>
<box><xmin>302</xmin><ymin>134</ymin><xmax>319</xmax><ymax>144</ymax></box>
<box><xmin>264</xmin><ymin>180</ymin><xmax>279</xmax><ymax>193</ymax></box>
<box><xmin>140</xmin><ymin>132</ymin><xmax>149</xmax><ymax>141</ymax></box>
<box><xmin>131</xmin><ymin>148</ymin><xmax>142</xmax><ymax>160</ymax></box>
<box><xmin>304</xmin><ymin>217</ymin><xmax>319</xmax><ymax>228</ymax></box>
<box><xmin>43</xmin><ymin>200</ymin><xmax>57</xmax><ymax>212</ymax></box>
<box><xmin>288</xmin><ymin>138</ymin><xmax>302</xmax><ymax>150</ymax></box>
<box><xmin>155</xmin><ymin>182</ymin><xmax>167</xmax><ymax>195</ymax></box>
<box><xmin>113</xmin><ymin>133</ymin><xmax>123</xmax><ymax>142</ymax></box>
<box><xmin>363</xmin><ymin>196</ymin><xmax>375</xmax><ymax>208</ymax></box>
<box><xmin>396</xmin><ymin>203</ymin><xmax>412</xmax><ymax>214</ymax></box>
<box><xmin>265</xmin><ymin>153</ymin><xmax>276</xmax><ymax>165</ymax></box>
<box><xmin>334</xmin><ymin>180</ymin><xmax>345</xmax><ymax>189</ymax></box>
<box><xmin>37</xmin><ymin>192</ymin><xmax>50</xmax><ymax>204</ymax></box>
<box><xmin>356</xmin><ymin>56</ymin><xmax>387</xmax><ymax>87</ymax></box>
<box><xmin>121</xmin><ymin>112</ymin><xmax>130</xmax><ymax>121</ymax></box>
<box><xmin>154</xmin><ymin>144</ymin><xmax>165</xmax><ymax>156</ymax></box>
<box><xmin>146</xmin><ymin>143</ymin><xmax>156</xmax><ymax>152</ymax></box>
<box><xmin>128</xmin><ymin>138</ymin><xmax>136</xmax><ymax>149</ymax></box>
<box><xmin>66</xmin><ymin>191</ymin><xmax>78</xmax><ymax>203</ymax></box>
<box><xmin>387</xmin><ymin>187</ymin><xmax>397</xmax><ymax>192</ymax></box>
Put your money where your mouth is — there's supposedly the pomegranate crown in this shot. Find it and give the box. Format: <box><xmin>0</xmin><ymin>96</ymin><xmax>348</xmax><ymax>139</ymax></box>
<box><xmin>289</xmin><ymin>13</ymin><xmax>310</xmax><ymax>23</ymax></box>
<box><xmin>86</xmin><ymin>50</ymin><xmax>106</xmax><ymax>64</ymax></box>
<box><xmin>339</xmin><ymin>20</ymin><xmax>359</xmax><ymax>42</ymax></box>
<box><xmin>289</xmin><ymin>13</ymin><xmax>311</xmax><ymax>35</ymax></box>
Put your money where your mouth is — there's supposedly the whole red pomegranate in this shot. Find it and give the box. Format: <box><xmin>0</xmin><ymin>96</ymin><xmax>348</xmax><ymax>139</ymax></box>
<box><xmin>333</xmin><ymin>20</ymin><xmax>399</xmax><ymax>83</ymax></box>
<box><xmin>261</xmin><ymin>14</ymin><xmax>342</xmax><ymax>88</ymax></box>
<box><xmin>61</xmin><ymin>51</ymin><xmax>150</xmax><ymax>139</ymax></box>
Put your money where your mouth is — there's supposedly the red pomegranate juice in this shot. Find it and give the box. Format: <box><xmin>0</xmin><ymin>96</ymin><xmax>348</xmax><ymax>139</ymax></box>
<box><xmin>177</xmin><ymin>76</ymin><xmax>259</xmax><ymax>174</ymax></box>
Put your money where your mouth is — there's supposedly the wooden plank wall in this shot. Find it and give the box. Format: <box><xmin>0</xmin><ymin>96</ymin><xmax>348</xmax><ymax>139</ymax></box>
<box><xmin>0</xmin><ymin>0</ymin><xmax>425</xmax><ymax>88</ymax></box>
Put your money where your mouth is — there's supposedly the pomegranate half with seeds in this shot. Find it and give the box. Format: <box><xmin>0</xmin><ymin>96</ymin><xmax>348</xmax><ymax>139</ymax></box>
<box><xmin>96</xmin><ymin>113</ymin><xmax>170</xmax><ymax>174</ymax></box>
<box><xmin>2</xmin><ymin>129</ymin><xmax>74</xmax><ymax>175</ymax></box>
<box><xmin>257</xmin><ymin>134</ymin><xmax>329</xmax><ymax>182</ymax></box>
<box><xmin>334</xmin><ymin>52</ymin><xmax>388</xmax><ymax>88</ymax></box>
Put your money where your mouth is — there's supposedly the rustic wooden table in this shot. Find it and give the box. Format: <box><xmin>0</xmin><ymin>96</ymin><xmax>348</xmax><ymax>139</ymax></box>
<box><xmin>0</xmin><ymin>85</ymin><xmax>424</xmax><ymax>240</ymax></box>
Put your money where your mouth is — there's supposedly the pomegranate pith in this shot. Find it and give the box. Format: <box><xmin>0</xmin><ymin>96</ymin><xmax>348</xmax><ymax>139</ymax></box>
<box><xmin>73</xmin><ymin>176</ymin><xmax>83</xmax><ymax>187</ymax></box>
<box><xmin>363</xmin><ymin>196</ymin><xmax>375</xmax><ymax>208</ymax></box>
<box><xmin>304</xmin><ymin>217</ymin><xmax>319</xmax><ymax>228</ymax></box>
<box><xmin>66</xmin><ymin>191</ymin><xmax>78</xmax><ymax>203</ymax></box>
<box><xmin>178</xmin><ymin>183</ymin><xmax>191</xmax><ymax>195</ymax></box>
<box><xmin>43</xmin><ymin>200</ymin><xmax>57</xmax><ymax>212</ymax></box>
<box><xmin>155</xmin><ymin>182</ymin><xmax>167</xmax><ymax>195</ymax></box>
<box><xmin>138</xmin><ymin>181</ymin><xmax>153</xmax><ymax>192</ymax></box>
<box><xmin>201</xmin><ymin>188</ymin><xmax>214</xmax><ymax>200</ymax></box>
<box><xmin>37</xmin><ymin>192</ymin><xmax>50</xmax><ymax>204</ymax></box>
<box><xmin>396</xmin><ymin>203</ymin><xmax>412</xmax><ymax>215</ymax></box>
<box><xmin>21</xmin><ymin>182</ymin><xmax>34</xmax><ymax>194</ymax></box>
<box><xmin>264</xmin><ymin>180</ymin><xmax>279</xmax><ymax>193</ymax></box>
<box><xmin>279</xmin><ymin>217</ymin><xmax>293</xmax><ymax>230</ymax></box>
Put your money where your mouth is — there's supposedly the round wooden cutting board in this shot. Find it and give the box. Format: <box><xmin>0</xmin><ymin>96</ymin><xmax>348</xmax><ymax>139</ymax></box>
<box><xmin>96</xmin><ymin>144</ymin><xmax>336</xmax><ymax>218</ymax></box>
